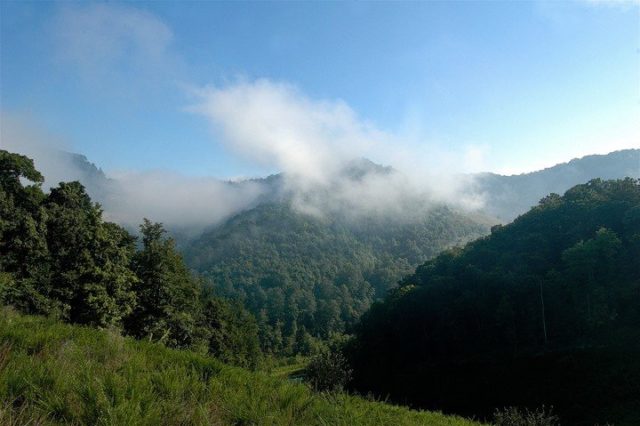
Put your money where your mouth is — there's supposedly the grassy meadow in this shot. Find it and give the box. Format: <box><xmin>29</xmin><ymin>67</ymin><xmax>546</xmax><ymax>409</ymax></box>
<box><xmin>0</xmin><ymin>308</ymin><xmax>481</xmax><ymax>426</ymax></box>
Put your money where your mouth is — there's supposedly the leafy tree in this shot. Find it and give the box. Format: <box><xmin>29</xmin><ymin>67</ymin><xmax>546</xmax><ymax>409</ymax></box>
<box><xmin>0</xmin><ymin>150</ymin><xmax>264</xmax><ymax>367</ymax></box>
<box><xmin>202</xmin><ymin>296</ymin><xmax>261</xmax><ymax>369</ymax></box>
<box><xmin>0</xmin><ymin>150</ymin><xmax>49</xmax><ymax>311</ymax></box>
<box><xmin>126</xmin><ymin>219</ymin><xmax>205</xmax><ymax>349</ymax></box>
<box><xmin>44</xmin><ymin>182</ymin><xmax>138</xmax><ymax>326</ymax></box>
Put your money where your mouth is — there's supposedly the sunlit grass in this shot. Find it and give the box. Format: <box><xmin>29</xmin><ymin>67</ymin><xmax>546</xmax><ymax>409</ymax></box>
<box><xmin>0</xmin><ymin>308</ymin><xmax>481</xmax><ymax>425</ymax></box>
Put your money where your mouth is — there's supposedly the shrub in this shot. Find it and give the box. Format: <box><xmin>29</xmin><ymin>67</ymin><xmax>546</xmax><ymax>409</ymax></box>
<box><xmin>305</xmin><ymin>349</ymin><xmax>352</xmax><ymax>392</ymax></box>
<box><xmin>493</xmin><ymin>406</ymin><xmax>559</xmax><ymax>426</ymax></box>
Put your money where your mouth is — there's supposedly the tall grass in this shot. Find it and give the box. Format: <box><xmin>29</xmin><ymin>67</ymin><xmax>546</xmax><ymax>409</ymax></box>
<box><xmin>0</xmin><ymin>308</ymin><xmax>480</xmax><ymax>425</ymax></box>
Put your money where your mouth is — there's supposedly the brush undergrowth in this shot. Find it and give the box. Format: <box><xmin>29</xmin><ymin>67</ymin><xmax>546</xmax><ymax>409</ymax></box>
<box><xmin>0</xmin><ymin>308</ymin><xmax>481</xmax><ymax>425</ymax></box>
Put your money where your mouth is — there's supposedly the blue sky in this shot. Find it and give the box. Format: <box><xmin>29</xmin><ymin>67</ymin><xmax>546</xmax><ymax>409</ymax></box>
<box><xmin>1</xmin><ymin>1</ymin><xmax>638</xmax><ymax>178</ymax></box>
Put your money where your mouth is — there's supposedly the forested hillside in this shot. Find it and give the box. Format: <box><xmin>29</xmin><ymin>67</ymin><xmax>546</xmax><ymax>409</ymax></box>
<box><xmin>185</xmin><ymin>201</ymin><xmax>488</xmax><ymax>355</ymax></box>
<box><xmin>348</xmin><ymin>178</ymin><xmax>640</xmax><ymax>425</ymax></box>
<box><xmin>178</xmin><ymin>150</ymin><xmax>640</xmax><ymax>356</ymax></box>
<box><xmin>4</xmin><ymin>149</ymin><xmax>639</xmax><ymax>424</ymax></box>
<box><xmin>0</xmin><ymin>150</ymin><xmax>261</xmax><ymax>368</ymax></box>
<box><xmin>183</xmin><ymin>150</ymin><xmax>640</xmax><ymax>356</ymax></box>
<box><xmin>0</xmin><ymin>149</ymin><xmax>495</xmax><ymax>426</ymax></box>
<box><xmin>11</xmin><ymin>147</ymin><xmax>638</xmax><ymax>362</ymax></box>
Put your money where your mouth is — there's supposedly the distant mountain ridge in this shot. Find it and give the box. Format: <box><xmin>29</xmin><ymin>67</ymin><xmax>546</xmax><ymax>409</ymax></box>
<box><xmin>66</xmin><ymin>152</ymin><xmax>113</xmax><ymax>201</ymax></box>
<box><xmin>61</xmin><ymin>148</ymin><xmax>639</xmax><ymax>230</ymax></box>
<box><xmin>473</xmin><ymin>149</ymin><xmax>639</xmax><ymax>222</ymax></box>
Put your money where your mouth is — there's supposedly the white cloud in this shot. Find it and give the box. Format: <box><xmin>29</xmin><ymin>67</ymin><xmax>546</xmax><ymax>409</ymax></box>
<box><xmin>52</xmin><ymin>3</ymin><xmax>178</xmax><ymax>86</ymax></box>
<box><xmin>191</xmin><ymin>78</ymin><xmax>485</xmax><ymax>216</ymax></box>
<box><xmin>0</xmin><ymin>112</ymin><xmax>266</xmax><ymax>234</ymax></box>
<box><xmin>103</xmin><ymin>170</ymin><xmax>266</xmax><ymax>233</ymax></box>
<box><xmin>11</xmin><ymin>2</ymin><xmax>506</xmax><ymax>225</ymax></box>
<box><xmin>0</xmin><ymin>112</ymin><xmax>77</xmax><ymax>189</ymax></box>
<box><xmin>192</xmin><ymin>79</ymin><xmax>387</xmax><ymax>187</ymax></box>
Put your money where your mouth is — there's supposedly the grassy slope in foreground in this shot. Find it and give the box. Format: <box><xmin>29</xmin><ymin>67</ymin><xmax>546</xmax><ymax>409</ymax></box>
<box><xmin>0</xmin><ymin>310</ymin><xmax>480</xmax><ymax>426</ymax></box>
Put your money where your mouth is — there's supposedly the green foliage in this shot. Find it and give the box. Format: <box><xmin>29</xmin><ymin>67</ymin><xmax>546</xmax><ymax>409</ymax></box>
<box><xmin>0</xmin><ymin>150</ymin><xmax>48</xmax><ymax>291</ymax></box>
<box><xmin>202</xmin><ymin>296</ymin><xmax>261</xmax><ymax>369</ymax></box>
<box><xmin>0</xmin><ymin>309</ymin><xmax>482</xmax><ymax>426</ymax></box>
<box><xmin>185</xmin><ymin>202</ymin><xmax>488</xmax><ymax>354</ymax></box>
<box><xmin>0</xmin><ymin>151</ymin><xmax>140</xmax><ymax>326</ymax></box>
<box><xmin>348</xmin><ymin>178</ymin><xmax>640</xmax><ymax>425</ymax></box>
<box><xmin>45</xmin><ymin>182</ymin><xmax>138</xmax><ymax>326</ymax></box>
<box><xmin>0</xmin><ymin>150</ymin><xmax>261</xmax><ymax>368</ymax></box>
<box><xmin>125</xmin><ymin>219</ymin><xmax>204</xmax><ymax>349</ymax></box>
<box><xmin>305</xmin><ymin>349</ymin><xmax>353</xmax><ymax>392</ymax></box>
<box><xmin>0</xmin><ymin>150</ymin><xmax>44</xmax><ymax>187</ymax></box>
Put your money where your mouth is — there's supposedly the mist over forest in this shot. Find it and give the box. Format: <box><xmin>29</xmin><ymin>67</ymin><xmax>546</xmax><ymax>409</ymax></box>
<box><xmin>5</xmin><ymin>111</ymin><xmax>638</xmax><ymax>237</ymax></box>
<box><xmin>2</xmin><ymin>1</ymin><xmax>639</xmax><ymax>425</ymax></box>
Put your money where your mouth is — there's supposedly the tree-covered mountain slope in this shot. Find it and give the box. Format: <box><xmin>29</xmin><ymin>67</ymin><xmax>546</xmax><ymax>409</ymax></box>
<box><xmin>0</xmin><ymin>150</ymin><xmax>262</xmax><ymax>368</ymax></box>
<box><xmin>185</xmin><ymin>201</ymin><xmax>488</xmax><ymax>354</ymax></box>
<box><xmin>183</xmin><ymin>150</ymin><xmax>639</xmax><ymax>355</ymax></box>
<box><xmin>473</xmin><ymin>149</ymin><xmax>640</xmax><ymax>222</ymax></box>
<box><xmin>0</xmin><ymin>309</ymin><xmax>482</xmax><ymax>426</ymax></box>
<box><xmin>347</xmin><ymin>178</ymin><xmax>640</xmax><ymax>425</ymax></box>
<box><xmin>22</xmin><ymin>148</ymin><xmax>640</xmax><ymax>360</ymax></box>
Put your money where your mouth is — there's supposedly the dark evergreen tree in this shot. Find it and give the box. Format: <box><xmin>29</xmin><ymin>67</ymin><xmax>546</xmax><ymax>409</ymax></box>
<box><xmin>44</xmin><ymin>182</ymin><xmax>138</xmax><ymax>326</ymax></box>
<box><xmin>0</xmin><ymin>151</ymin><xmax>50</xmax><ymax>312</ymax></box>
<box><xmin>126</xmin><ymin>219</ymin><xmax>206</xmax><ymax>349</ymax></box>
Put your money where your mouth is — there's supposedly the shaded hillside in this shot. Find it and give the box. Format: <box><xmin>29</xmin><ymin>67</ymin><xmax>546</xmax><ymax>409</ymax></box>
<box><xmin>0</xmin><ymin>309</ymin><xmax>482</xmax><ymax>426</ymax></box>
<box><xmin>183</xmin><ymin>151</ymin><xmax>639</xmax><ymax>355</ymax></box>
<box><xmin>348</xmin><ymin>178</ymin><xmax>640</xmax><ymax>425</ymax></box>
<box><xmin>185</xmin><ymin>202</ymin><xmax>488</xmax><ymax>354</ymax></box>
<box><xmin>474</xmin><ymin>149</ymin><xmax>640</xmax><ymax>222</ymax></box>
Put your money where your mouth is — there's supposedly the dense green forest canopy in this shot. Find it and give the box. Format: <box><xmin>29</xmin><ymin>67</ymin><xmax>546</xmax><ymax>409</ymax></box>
<box><xmin>348</xmin><ymin>178</ymin><xmax>640</xmax><ymax>425</ymax></box>
<box><xmin>184</xmin><ymin>201</ymin><xmax>488</xmax><ymax>355</ymax></box>
<box><xmin>0</xmin><ymin>150</ymin><xmax>261</xmax><ymax>368</ymax></box>
<box><xmin>54</xmin><ymin>148</ymin><xmax>639</xmax><ymax>359</ymax></box>
<box><xmin>0</xmin><ymin>148</ymin><xmax>492</xmax><ymax>359</ymax></box>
